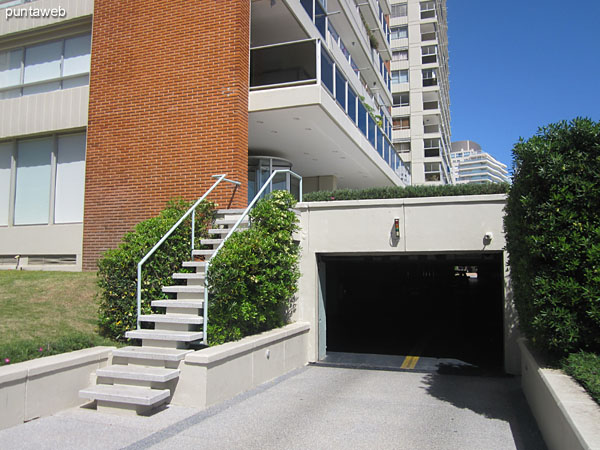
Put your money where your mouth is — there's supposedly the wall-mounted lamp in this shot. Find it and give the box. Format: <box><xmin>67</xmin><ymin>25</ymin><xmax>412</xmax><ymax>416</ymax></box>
<box><xmin>483</xmin><ymin>231</ymin><xmax>493</xmax><ymax>246</ymax></box>
<box><xmin>394</xmin><ymin>218</ymin><xmax>400</xmax><ymax>238</ymax></box>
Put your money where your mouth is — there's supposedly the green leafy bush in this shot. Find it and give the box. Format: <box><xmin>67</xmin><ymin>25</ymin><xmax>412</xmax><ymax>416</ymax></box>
<box><xmin>97</xmin><ymin>199</ymin><xmax>215</xmax><ymax>341</ymax></box>
<box><xmin>206</xmin><ymin>191</ymin><xmax>300</xmax><ymax>345</ymax></box>
<box><xmin>562</xmin><ymin>352</ymin><xmax>600</xmax><ymax>405</ymax></box>
<box><xmin>303</xmin><ymin>182</ymin><xmax>509</xmax><ymax>202</ymax></box>
<box><xmin>504</xmin><ymin>118</ymin><xmax>600</xmax><ymax>355</ymax></box>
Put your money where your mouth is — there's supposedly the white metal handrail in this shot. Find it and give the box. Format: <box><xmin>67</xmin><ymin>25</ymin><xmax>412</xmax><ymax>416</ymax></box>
<box><xmin>136</xmin><ymin>174</ymin><xmax>240</xmax><ymax>330</ymax></box>
<box><xmin>202</xmin><ymin>170</ymin><xmax>302</xmax><ymax>345</ymax></box>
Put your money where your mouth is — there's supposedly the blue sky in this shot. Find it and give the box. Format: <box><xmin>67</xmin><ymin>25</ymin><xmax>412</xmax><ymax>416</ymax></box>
<box><xmin>447</xmin><ymin>1</ymin><xmax>600</xmax><ymax>173</ymax></box>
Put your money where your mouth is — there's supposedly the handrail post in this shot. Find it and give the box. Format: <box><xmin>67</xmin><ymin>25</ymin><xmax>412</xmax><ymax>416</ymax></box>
<box><xmin>191</xmin><ymin>209</ymin><xmax>196</xmax><ymax>256</ymax></box>
<box><xmin>137</xmin><ymin>262</ymin><xmax>142</xmax><ymax>330</ymax></box>
<box><xmin>203</xmin><ymin>260</ymin><xmax>210</xmax><ymax>346</ymax></box>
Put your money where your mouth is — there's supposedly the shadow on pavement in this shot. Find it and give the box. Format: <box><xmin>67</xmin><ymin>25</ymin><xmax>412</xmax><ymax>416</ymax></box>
<box><xmin>421</xmin><ymin>364</ymin><xmax>547</xmax><ymax>450</ymax></box>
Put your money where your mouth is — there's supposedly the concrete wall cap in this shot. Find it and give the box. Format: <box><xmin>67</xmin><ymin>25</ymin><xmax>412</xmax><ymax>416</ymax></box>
<box><xmin>296</xmin><ymin>194</ymin><xmax>507</xmax><ymax>210</ymax></box>
<box><xmin>519</xmin><ymin>339</ymin><xmax>600</xmax><ymax>449</ymax></box>
<box><xmin>185</xmin><ymin>322</ymin><xmax>310</xmax><ymax>365</ymax></box>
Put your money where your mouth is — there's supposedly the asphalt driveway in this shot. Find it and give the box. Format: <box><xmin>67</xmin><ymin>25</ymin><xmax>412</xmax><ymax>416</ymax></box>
<box><xmin>0</xmin><ymin>365</ymin><xmax>545</xmax><ymax>449</ymax></box>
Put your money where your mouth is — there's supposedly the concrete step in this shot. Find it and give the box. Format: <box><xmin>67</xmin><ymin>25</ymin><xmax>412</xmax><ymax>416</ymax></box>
<box><xmin>139</xmin><ymin>314</ymin><xmax>203</xmax><ymax>325</ymax></box>
<box><xmin>181</xmin><ymin>261</ymin><xmax>207</xmax><ymax>269</ymax></box>
<box><xmin>172</xmin><ymin>272</ymin><xmax>205</xmax><ymax>280</ymax></box>
<box><xmin>207</xmin><ymin>228</ymin><xmax>235</xmax><ymax>235</ymax></box>
<box><xmin>216</xmin><ymin>208</ymin><xmax>246</xmax><ymax>215</ymax></box>
<box><xmin>125</xmin><ymin>329</ymin><xmax>204</xmax><ymax>342</ymax></box>
<box><xmin>79</xmin><ymin>384</ymin><xmax>170</xmax><ymax>407</ymax></box>
<box><xmin>191</xmin><ymin>249</ymin><xmax>215</xmax><ymax>257</ymax></box>
<box><xmin>162</xmin><ymin>285</ymin><xmax>204</xmax><ymax>294</ymax></box>
<box><xmin>151</xmin><ymin>300</ymin><xmax>204</xmax><ymax>309</ymax></box>
<box><xmin>214</xmin><ymin>218</ymin><xmax>249</xmax><ymax>226</ymax></box>
<box><xmin>96</xmin><ymin>365</ymin><xmax>180</xmax><ymax>383</ymax></box>
<box><xmin>200</xmin><ymin>238</ymin><xmax>223</xmax><ymax>246</ymax></box>
<box><xmin>112</xmin><ymin>346</ymin><xmax>192</xmax><ymax>362</ymax></box>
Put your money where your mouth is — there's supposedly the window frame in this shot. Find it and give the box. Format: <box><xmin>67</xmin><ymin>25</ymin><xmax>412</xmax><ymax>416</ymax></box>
<box><xmin>0</xmin><ymin>33</ymin><xmax>91</xmax><ymax>99</ymax></box>
<box><xmin>0</xmin><ymin>131</ymin><xmax>87</xmax><ymax>227</ymax></box>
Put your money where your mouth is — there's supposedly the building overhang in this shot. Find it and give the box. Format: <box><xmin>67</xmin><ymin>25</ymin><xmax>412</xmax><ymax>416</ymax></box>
<box><xmin>249</xmin><ymin>84</ymin><xmax>404</xmax><ymax>189</ymax></box>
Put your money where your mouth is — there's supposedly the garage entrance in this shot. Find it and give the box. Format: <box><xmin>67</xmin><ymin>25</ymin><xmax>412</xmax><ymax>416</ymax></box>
<box><xmin>318</xmin><ymin>252</ymin><xmax>505</xmax><ymax>373</ymax></box>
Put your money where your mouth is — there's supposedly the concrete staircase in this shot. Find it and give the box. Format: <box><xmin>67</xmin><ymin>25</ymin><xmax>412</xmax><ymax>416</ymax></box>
<box><xmin>80</xmin><ymin>209</ymin><xmax>248</xmax><ymax>415</ymax></box>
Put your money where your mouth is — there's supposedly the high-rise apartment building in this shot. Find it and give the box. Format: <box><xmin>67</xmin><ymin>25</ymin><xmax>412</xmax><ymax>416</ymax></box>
<box><xmin>450</xmin><ymin>140</ymin><xmax>510</xmax><ymax>184</ymax></box>
<box><xmin>389</xmin><ymin>0</ymin><xmax>452</xmax><ymax>185</ymax></box>
<box><xmin>1</xmin><ymin>0</ymin><xmax>421</xmax><ymax>270</ymax></box>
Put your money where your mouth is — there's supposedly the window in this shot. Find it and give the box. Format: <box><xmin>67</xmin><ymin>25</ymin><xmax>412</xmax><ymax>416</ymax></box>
<box><xmin>391</xmin><ymin>69</ymin><xmax>409</xmax><ymax>84</ymax></box>
<box><xmin>422</xmin><ymin>68</ymin><xmax>437</xmax><ymax>86</ymax></box>
<box><xmin>424</xmin><ymin>162</ymin><xmax>441</xmax><ymax>181</ymax></box>
<box><xmin>393</xmin><ymin>117</ymin><xmax>410</xmax><ymax>130</ymax></box>
<box><xmin>424</xmin><ymin>138</ymin><xmax>440</xmax><ymax>157</ymax></box>
<box><xmin>1</xmin><ymin>132</ymin><xmax>86</xmax><ymax>226</ymax></box>
<box><xmin>392</xmin><ymin>49</ymin><xmax>408</xmax><ymax>61</ymax></box>
<box><xmin>421</xmin><ymin>45</ymin><xmax>437</xmax><ymax>64</ymax></box>
<box><xmin>420</xmin><ymin>1</ymin><xmax>436</xmax><ymax>19</ymax></box>
<box><xmin>393</xmin><ymin>92</ymin><xmax>409</xmax><ymax>106</ymax></box>
<box><xmin>390</xmin><ymin>26</ymin><xmax>408</xmax><ymax>40</ymax></box>
<box><xmin>0</xmin><ymin>34</ymin><xmax>91</xmax><ymax>99</ymax></box>
<box><xmin>391</xmin><ymin>3</ymin><xmax>408</xmax><ymax>17</ymax></box>
<box><xmin>394</xmin><ymin>141</ymin><xmax>411</xmax><ymax>153</ymax></box>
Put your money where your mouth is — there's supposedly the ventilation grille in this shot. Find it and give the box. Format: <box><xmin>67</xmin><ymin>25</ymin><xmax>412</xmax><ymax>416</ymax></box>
<box><xmin>27</xmin><ymin>255</ymin><xmax>77</xmax><ymax>265</ymax></box>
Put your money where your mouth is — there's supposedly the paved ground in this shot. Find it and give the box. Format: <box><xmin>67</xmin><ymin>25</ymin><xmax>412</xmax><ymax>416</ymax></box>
<box><xmin>0</xmin><ymin>365</ymin><xmax>546</xmax><ymax>450</ymax></box>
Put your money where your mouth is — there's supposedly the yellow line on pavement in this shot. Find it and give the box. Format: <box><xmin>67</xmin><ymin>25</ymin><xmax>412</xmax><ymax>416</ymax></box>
<box><xmin>400</xmin><ymin>355</ymin><xmax>420</xmax><ymax>370</ymax></box>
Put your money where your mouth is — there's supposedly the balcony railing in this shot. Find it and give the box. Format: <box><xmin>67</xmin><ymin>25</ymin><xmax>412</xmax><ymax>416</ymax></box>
<box><xmin>250</xmin><ymin>39</ymin><xmax>410</xmax><ymax>185</ymax></box>
<box><xmin>302</xmin><ymin>0</ymin><xmax>392</xmax><ymax>100</ymax></box>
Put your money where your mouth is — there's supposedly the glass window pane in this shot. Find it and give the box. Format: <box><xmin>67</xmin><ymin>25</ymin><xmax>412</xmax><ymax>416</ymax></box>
<box><xmin>0</xmin><ymin>48</ymin><xmax>23</xmax><ymax>89</ymax></box>
<box><xmin>24</xmin><ymin>41</ymin><xmax>62</xmax><ymax>84</ymax></box>
<box><xmin>55</xmin><ymin>133</ymin><xmax>86</xmax><ymax>223</ymax></box>
<box><xmin>63</xmin><ymin>34</ymin><xmax>91</xmax><ymax>77</ymax></box>
<box><xmin>14</xmin><ymin>137</ymin><xmax>52</xmax><ymax>225</ymax></box>
<box><xmin>0</xmin><ymin>142</ymin><xmax>12</xmax><ymax>226</ymax></box>
<box><xmin>321</xmin><ymin>47</ymin><xmax>334</xmax><ymax>94</ymax></box>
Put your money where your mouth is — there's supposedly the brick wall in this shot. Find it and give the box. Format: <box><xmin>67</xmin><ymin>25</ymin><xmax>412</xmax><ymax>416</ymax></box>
<box><xmin>83</xmin><ymin>0</ymin><xmax>249</xmax><ymax>270</ymax></box>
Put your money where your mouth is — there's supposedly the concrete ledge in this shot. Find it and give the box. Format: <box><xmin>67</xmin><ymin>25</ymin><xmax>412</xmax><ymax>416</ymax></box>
<box><xmin>172</xmin><ymin>322</ymin><xmax>310</xmax><ymax>409</ymax></box>
<box><xmin>0</xmin><ymin>346</ymin><xmax>114</xmax><ymax>430</ymax></box>
<box><xmin>519</xmin><ymin>339</ymin><xmax>600</xmax><ymax>450</ymax></box>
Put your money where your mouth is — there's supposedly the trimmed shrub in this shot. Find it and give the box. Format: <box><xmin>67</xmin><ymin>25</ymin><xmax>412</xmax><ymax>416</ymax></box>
<box><xmin>206</xmin><ymin>191</ymin><xmax>300</xmax><ymax>345</ymax></box>
<box><xmin>303</xmin><ymin>182</ymin><xmax>509</xmax><ymax>202</ymax></box>
<box><xmin>97</xmin><ymin>199</ymin><xmax>215</xmax><ymax>341</ymax></box>
<box><xmin>504</xmin><ymin>118</ymin><xmax>600</xmax><ymax>355</ymax></box>
<box><xmin>562</xmin><ymin>351</ymin><xmax>600</xmax><ymax>405</ymax></box>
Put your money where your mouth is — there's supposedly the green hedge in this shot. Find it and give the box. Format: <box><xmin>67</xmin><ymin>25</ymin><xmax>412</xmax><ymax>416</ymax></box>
<box><xmin>97</xmin><ymin>199</ymin><xmax>215</xmax><ymax>341</ymax></box>
<box><xmin>303</xmin><ymin>182</ymin><xmax>509</xmax><ymax>202</ymax></box>
<box><xmin>562</xmin><ymin>351</ymin><xmax>600</xmax><ymax>405</ymax></box>
<box><xmin>206</xmin><ymin>191</ymin><xmax>300</xmax><ymax>345</ymax></box>
<box><xmin>504</xmin><ymin>118</ymin><xmax>600</xmax><ymax>355</ymax></box>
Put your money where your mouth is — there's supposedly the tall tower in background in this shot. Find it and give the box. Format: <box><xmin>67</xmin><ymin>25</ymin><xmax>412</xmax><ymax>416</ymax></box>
<box><xmin>389</xmin><ymin>0</ymin><xmax>452</xmax><ymax>185</ymax></box>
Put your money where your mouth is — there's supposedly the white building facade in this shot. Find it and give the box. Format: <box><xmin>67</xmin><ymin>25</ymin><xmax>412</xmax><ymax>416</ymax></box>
<box><xmin>389</xmin><ymin>0</ymin><xmax>452</xmax><ymax>185</ymax></box>
<box><xmin>451</xmin><ymin>140</ymin><xmax>510</xmax><ymax>184</ymax></box>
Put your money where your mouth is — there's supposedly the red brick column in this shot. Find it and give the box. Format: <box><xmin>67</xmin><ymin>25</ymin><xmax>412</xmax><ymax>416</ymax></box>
<box><xmin>83</xmin><ymin>0</ymin><xmax>249</xmax><ymax>270</ymax></box>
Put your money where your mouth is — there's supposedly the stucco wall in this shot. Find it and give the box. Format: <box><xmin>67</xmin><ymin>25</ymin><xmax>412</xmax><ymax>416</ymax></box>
<box><xmin>295</xmin><ymin>194</ymin><xmax>521</xmax><ymax>374</ymax></box>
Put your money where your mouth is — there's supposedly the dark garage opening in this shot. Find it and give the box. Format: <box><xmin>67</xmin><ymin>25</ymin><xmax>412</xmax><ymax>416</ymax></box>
<box><xmin>320</xmin><ymin>253</ymin><xmax>505</xmax><ymax>373</ymax></box>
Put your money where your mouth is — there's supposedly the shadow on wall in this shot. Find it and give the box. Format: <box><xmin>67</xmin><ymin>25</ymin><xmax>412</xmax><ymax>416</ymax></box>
<box><xmin>420</xmin><ymin>370</ymin><xmax>546</xmax><ymax>450</ymax></box>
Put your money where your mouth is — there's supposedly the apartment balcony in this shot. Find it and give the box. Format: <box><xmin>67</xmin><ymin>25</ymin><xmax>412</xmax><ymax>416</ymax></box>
<box><xmin>420</xmin><ymin>23</ymin><xmax>437</xmax><ymax>43</ymax></box>
<box><xmin>249</xmin><ymin>39</ymin><xmax>410</xmax><ymax>188</ymax></box>
<box><xmin>353</xmin><ymin>0</ymin><xmax>392</xmax><ymax>60</ymax></box>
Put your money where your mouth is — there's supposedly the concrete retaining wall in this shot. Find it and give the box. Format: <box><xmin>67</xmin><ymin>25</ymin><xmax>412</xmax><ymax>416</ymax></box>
<box><xmin>519</xmin><ymin>339</ymin><xmax>600</xmax><ymax>450</ymax></box>
<box><xmin>172</xmin><ymin>322</ymin><xmax>310</xmax><ymax>409</ymax></box>
<box><xmin>0</xmin><ymin>346</ymin><xmax>113</xmax><ymax>430</ymax></box>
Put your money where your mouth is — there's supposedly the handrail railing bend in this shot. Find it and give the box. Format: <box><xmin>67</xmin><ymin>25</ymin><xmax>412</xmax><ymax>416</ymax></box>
<box><xmin>203</xmin><ymin>170</ymin><xmax>302</xmax><ymax>345</ymax></box>
<box><xmin>136</xmin><ymin>174</ymin><xmax>240</xmax><ymax>330</ymax></box>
